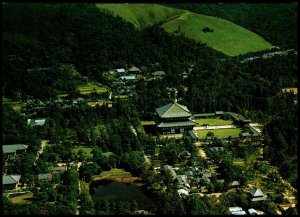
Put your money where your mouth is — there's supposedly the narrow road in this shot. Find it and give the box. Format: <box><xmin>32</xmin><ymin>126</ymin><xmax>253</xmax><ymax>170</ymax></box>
<box><xmin>34</xmin><ymin>140</ymin><xmax>47</xmax><ymax>165</ymax></box>
<box><xmin>76</xmin><ymin>162</ymin><xmax>83</xmax><ymax>215</ymax></box>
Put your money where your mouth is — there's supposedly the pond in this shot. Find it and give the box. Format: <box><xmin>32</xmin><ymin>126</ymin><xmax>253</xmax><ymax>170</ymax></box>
<box><xmin>90</xmin><ymin>180</ymin><xmax>154</xmax><ymax>210</ymax></box>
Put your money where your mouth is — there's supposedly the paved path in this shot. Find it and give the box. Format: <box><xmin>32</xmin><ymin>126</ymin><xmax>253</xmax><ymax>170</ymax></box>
<box><xmin>194</xmin><ymin>125</ymin><xmax>236</xmax><ymax>130</ymax></box>
<box><xmin>240</xmin><ymin>49</ymin><xmax>297</xmax><ymax>63</ymax></box>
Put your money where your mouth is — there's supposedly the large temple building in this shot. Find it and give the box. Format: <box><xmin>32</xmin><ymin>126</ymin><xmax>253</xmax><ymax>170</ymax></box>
<box><xmin>155</xmin><ymin>101</ymin><xmax>196</xmax><ymax>134</ymax></box>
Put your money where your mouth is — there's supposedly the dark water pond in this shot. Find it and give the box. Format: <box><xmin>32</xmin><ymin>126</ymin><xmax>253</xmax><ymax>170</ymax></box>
<box><xmin>90</xmin><ymin>180</ymin><xmax>153</xmax><ymax>210</ymax></box>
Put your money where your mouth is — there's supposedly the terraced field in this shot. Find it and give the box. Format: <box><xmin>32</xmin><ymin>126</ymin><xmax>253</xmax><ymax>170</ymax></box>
<box><xmin>77</xmin><ymin>83</ymin><xmax>108</xmax><ymax>95</ymax></box>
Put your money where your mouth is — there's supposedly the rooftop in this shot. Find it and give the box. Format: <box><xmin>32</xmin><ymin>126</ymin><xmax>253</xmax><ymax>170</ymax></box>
<box><xmin>116</xmin><ymin>68</ymin><xmax>126</xmax><ymax>73</ymax></box>
<box><xmin>120</xmin><ymin>75</ymin><xmax>136</xmax><ymax>80</ymax></box>
<box><xmin>28</xmin><ymin>118</ymin><xmax>46</xmax><ymax>127</ymax></box>
<box><xmin>3</xmin><ymin>144</ymin><xmax>28</xmax><ymax>154</ymax></box>
<box><xmin>152</xmin><ymin>71</ymin><xmax>166</xmax><ymax>76</ymax></box>
<box><xmin>156</xmin><ymin>102</ymin><xmax>192</xmax><ymax>118</ymax></box>
<box><xmin>3</xmin><ymin>175</ymin><xmax>21</xmax><ymax>185</ymax></box>
<box><xmin>157</xmin><ymin>120</ymin><xmax>196</xmax><ymax>128</ymax></box>
<box><xmin>249</xmin><ymin>188</ymin><xmax>266</xmax><ymax>197</ymax></box>
<box><xmin>128</xmin><ymin>66</ymin><xmax>141</xmax><ymax>72</ymax></box>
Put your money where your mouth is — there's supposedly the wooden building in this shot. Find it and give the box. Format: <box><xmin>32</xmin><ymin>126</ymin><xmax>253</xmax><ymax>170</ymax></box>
<box><xmin>155</xmin><ymin>101</ymin><xmax>196</xmax><ymax>134</ymax></box>
<box><xmin>3</xmin><ymin>175</ymin><xmax>21</xmax><ymax>190</ymax></box>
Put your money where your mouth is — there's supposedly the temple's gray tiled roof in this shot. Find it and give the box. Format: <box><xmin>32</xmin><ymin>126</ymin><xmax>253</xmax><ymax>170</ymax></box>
<box><xmin>157</xmin><ymin>120</ymin><xmax>196</xmax><ymax>128</ymax></box>
<box><xmin>3</xmin><ymin>144</ymin><xmax>28</xmax><ymax>154</ymax></box>
<box><xmin>3</xmin><ymin>175</ymin><xmax>21</xmax><ymax>185</ymax></box>
<box><xmin>156</xmin><ymin>102</ymin><xmax>192</xmax><ymax>118</ymax></box>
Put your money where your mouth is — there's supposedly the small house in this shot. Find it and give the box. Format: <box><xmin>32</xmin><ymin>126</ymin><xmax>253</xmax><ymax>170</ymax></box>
<box><xmin>152</xmin><ymin>71</ymin><xmax>166</xmax><ymax>77</ymax></box>
<box><xmin>230</xmin><ymin>180</ymin><xmax>240</xmax><ymax>187</ymax></box>
<box><xmin>3</xmin><ymin>175</ymin><xmax>21</xmax><ymax>190</ymax></box>
<box><xmin>116</xmin><ymin>68</ymin><xmax>126</xmax><ymax>74</ymax></box>
<box><xmin>28</xmin><ymin>118</ymin><xmax>46</xmax><ymax>127</ymax></box>
<box><xmin>248</xmin><ymin>208</ymin><xmax>257</xmax><ymax>215</ymax></box>
<box><xmin>120</xmin><ymin>75</ymin><xmax>136</xmax><ymax>82</ymax></box>
<box><xmin>229</xmin><ymin>207</ymin><xmax>247</xmax><ymax>215</ymax></box>
<box><xmin>3</xmin><ymin>144</ymin><xmax>28</xmax><ymax>157</ymax></box>
<box><xmin>249</xmin><ymin>188</ymin><xmax>268</xmax><ymax>201</ymax></box>
<box><xmin>128</xmin><ymin>66</ymin><xmax>141</xmax><ymax>74</ymax></box>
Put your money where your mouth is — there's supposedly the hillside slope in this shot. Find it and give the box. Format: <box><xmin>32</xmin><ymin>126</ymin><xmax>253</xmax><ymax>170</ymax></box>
<box><xmin>162</xmin><ymin>3</ymin><xmax>297</xmax><ymax>49</ymax></box>
<box><xmin>96</xmin><ymin>3</ymin><xmax>273</xmax><ymax>56</ymax></box>
<box><xmin>97</xmin><ymin>3</ymin><xmax>184</xmax><ymax>29</ymax></box>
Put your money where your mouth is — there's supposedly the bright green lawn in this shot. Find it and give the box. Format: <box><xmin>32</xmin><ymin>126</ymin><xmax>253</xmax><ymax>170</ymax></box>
<box><xmin>77</xmin><ymin>83</ymin><xmax>108</xmax><ymax>95</ymax></box>
<box><xmin>141</xmin><ymin>120</ymin><xmax>156</xmax><ymax>126</ymax></box>
<box><xmin>195</xmin><ymin>118</ymin><xmax>233</xmax><ymax>126</ymax></box>
<box><xmin>197</xmin><ymin>128</ymin><xmax>242</xmax><ymax>137</ymax></box>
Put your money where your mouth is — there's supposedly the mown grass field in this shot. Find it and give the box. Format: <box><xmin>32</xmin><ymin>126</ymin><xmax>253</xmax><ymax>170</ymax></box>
<box><xmin>92</xmin><ymin>168</ymin><xmax>132</xmax><ymax>180</ymax></box>
<box><xmin>77</xmin><ymin>83</ymin><xmax>108</xmax><ymax>95</ymax></box>
<box><xmin>10</xmin><ymin>193</ymin><xmax>33</xmax><ymax>204</ymax></box>
<box><xmin>96</xmin><ymin>3</ymin><xmax>273</xmax><ymax>56</ymax></box>
<box><xmin>197</xmin><ymin>128</ymin><xmax>242</xmax><ymax>137</ymax></box>
<box><xmin>141</xmin><ymin>120</ymin><xmax>156</xmax><ymax>126</ymax></box>
<box><xmin>3</xmin><ymin>99</ymin><xmax>26</xmax><ymax>112</ymax></box>
<box><xmin>195</xmin><ymin>118</ymin><xmax>233</xmax><ymax>126</ymax></box>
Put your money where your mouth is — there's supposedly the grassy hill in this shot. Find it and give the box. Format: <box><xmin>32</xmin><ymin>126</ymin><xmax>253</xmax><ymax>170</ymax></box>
<box><xmin>96</xmin><ymin>3</ymin><xmax>273</xmax><ymax>56</ymax></box>
<box><xmin>97</xmin><ymin>3</ymin><xmax>184</xmax><ymax>29</ymax></box>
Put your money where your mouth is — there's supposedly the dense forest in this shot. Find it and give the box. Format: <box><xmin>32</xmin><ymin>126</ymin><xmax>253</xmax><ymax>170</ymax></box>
<box><xmin>3</xmin><ymin>3</ymin><xmax>222</xmax><ymax>100</ymax></box>
<box><xmin>162</xmin><ymin>3</ymin><xmax>298</xmax><ymax>49</ymax></box>
<box><xmin>2</xmin><ymin>2</ymin><xmax>298</xmax><ymax>215</ymax></box>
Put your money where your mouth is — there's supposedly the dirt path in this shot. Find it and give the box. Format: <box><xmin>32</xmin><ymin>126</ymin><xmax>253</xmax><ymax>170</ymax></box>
<box><xmin>34</xmin><ymin>140</ymin><xmax>47</xmax><ymax>165</ymax></box>
<box><xmin>194</xmin><ymin>142</ymin><xmax>207</xmax><ymax>159</ymax></box>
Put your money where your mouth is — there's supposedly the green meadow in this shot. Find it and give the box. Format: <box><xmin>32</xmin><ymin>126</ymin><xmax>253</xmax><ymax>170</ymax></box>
<box><xmin>97</xmin><ymin>3</ymin><xmax>273</xmax><ymax>56</ymax></box>
<box><xmin>197</xmin><ymin>128</ymin><xmax>242</xmax><ymax>137</ymax></box>
<box><xmin>194</xmin><ymin>118</ymin><xmax>233</xmax><ymax>126</ymax></box>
